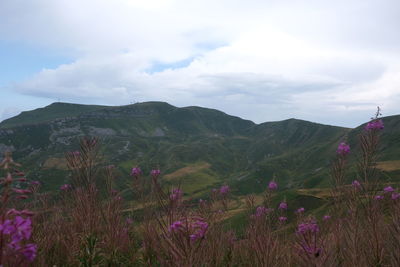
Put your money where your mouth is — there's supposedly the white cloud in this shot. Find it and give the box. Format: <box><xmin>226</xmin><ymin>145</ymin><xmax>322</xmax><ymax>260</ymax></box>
<box><xmin>1</xmin><ymin>0</ymin><xmax>400</xmax><ymax>127</ymax></box>
<box><xmin>0</xmin><ymin>107</ymin><xmax>22</xmax><ymax>122</ymax></box>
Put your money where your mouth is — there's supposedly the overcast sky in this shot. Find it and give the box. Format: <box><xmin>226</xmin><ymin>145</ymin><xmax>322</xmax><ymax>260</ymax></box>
<box><xmin>1</xmin><ymin>0</ymin><xmax>399</xmax><ymax>127</ymax></box>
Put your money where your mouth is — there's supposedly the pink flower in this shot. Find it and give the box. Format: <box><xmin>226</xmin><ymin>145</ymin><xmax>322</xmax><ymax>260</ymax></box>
<box><xmin>268</xmin><ymin>181</ymin><xmax>278</xmax><ymax>190</ymax></box>
<box><xmin>150</xmin><ymin>169</ymin><xmax>161</xmax><ymax>176</ymax></box>
<box><xmin>60</xmin><ymin>184</ymin><xmax>72</xmax><ymax>191</ymax></box>
<box><xmin>169</xmin><ymin>219</ymin><xmax>208</xmax><ymax>241</ymax></box>
<box><xmin>255</xmin><ymin>206</ymin><xmax>267</xmax><ymax>217</ymax></box>
<box><xmin>2</xmin><ymin>219</ymin><xmax>14</xmax><ymax>235</ymax></box>
<box><xmin>384</xmin><ymin>186</ymin><xmax>395</xmax><ymax>193</ymax></box>
<box><xmin>130</xmin><ymin>167</ymin><xmax>142</xmax><ymax>176</ymax></box>
<box><xmin>323</xmin><ymin>215</ymin><xmax>331</xmax><ymax>221</ymax></box>
<box><xmin>2</xmin><ymin>216</ymin><xmax>32</xmax><ymax>242</ymax></box>
<box><xmin>21</xmin><ymin>243</ymin><xmax>37</xmax><ymax>262</ymax></box>
<box><xmin>352</xmin><ymin>180</ymin><xmax>361</xmax><ymax>188</ymax></box>
<box><xmin>278</xmin><ymin>202</ymin><xmax>288</xmax><ymax>210</ymax></box>
<box><xmin>279</xmin><ymin>216</ymin><xmax>287</xmax><ymax>222</ymax></box>
<box><xmin>374</xmin><ymin>195</ymin><xmax>384</xmax><ymax>200</ymax></box>
<box><xmin>219</xmin><ymin>185</ymin><xmax>230</xmax><ymax>195</ymax></box>
<box><xmin>297</xmin><ymin>220</ymin><xmax>319</xmax><ymax>234</ymax></box>
<box><xmin>337</xmin><ymin>142</ymin><xmax>350</xmax><ymax>156</ymax></box>
<box><xmin>190</xmin><ymin>220</ymin><xmax>208</xmax><ymax>241</ymax></box>
<box><xmin>170</xmin><ymin>188</ymin><xmax>183</xmax><ymax>201</ymax></box>
<box><xmin>392</xmin><ymin>193</ymin><xmax>400</xmax><ymax>200</ymax></box>
<box><xmin>296</xmin><ymin>207</ymin><xmax>305</xmax><ymax>214</ymax></box>
<box><xmin>169</xmin><ymin>221</ymin><xmax>184</xmax><ymax>232</ymax></box>
<box><xmin>365</xmin><ymin>119</ymin><xmax>384</xmax><ymax>130</ymax></box>
<box><xmin>14</xmin><ymin>216</ymin><xmax>33</xmax><ymax>240</ymax></box>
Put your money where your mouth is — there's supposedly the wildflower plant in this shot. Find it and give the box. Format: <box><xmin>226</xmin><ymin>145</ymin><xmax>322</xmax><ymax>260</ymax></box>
<box><xmin>0</xmin><ymin>152</ymin><xmax>37</xmax><ymax>265</ymax></box>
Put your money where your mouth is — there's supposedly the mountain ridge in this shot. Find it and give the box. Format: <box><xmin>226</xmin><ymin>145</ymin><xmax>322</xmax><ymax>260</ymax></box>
<box><xmin>0</xmin><ymin>101</ymin><xmax>348</xmax><ymax>130</ymax></box>
<box><xmin>0</xmin><ymin>101</ymin><xmax>398</xmax><ymax>196</ymax></box>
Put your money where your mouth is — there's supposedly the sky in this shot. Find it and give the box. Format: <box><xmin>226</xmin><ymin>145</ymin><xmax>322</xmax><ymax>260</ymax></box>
<box><xmin>1</xmin><ymin>0</ymin><xmax>399</xmax><ymax>127</ymax></box>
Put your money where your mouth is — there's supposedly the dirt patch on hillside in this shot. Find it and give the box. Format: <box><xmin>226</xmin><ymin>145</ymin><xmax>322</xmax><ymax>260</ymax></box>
<box><xmin>43</xmin><ymin>157</ymin><xmax>68</xmax><ymax>170</ymax></box>
<box><xmin>377</xmin><ymin>160</ymin><xmax>400</xmax><ymax>171</ymax></box>
<box><xmin>164</xmin><ymin>162</ymin><xmax>211</xmax><ymax>180</ymax></box>
<box><xmin>296</xmin><ymin>188</ymin><xmax>331</xmax><ymax>198</ymax></box>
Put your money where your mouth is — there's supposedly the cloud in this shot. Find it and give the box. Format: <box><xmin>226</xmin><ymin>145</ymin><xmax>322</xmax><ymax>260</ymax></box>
<box><xmin>0</xmin><ymin>107</ymin><xmax>22</xmax><ymax>122</ymax></box>
<box><xmin>1</xmin><ymin>0</ymin><xmax>400</xmax><ymax>127</ymax></box>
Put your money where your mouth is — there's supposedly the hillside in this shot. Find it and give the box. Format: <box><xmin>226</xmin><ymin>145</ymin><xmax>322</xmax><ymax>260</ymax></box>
<box><xmin>0</xmin><ymin>102</ymin><xmax>109</xmax><ymax>128</ymax></box>
<box><xmin>0</xmin><ymin>101</ymin><xmax>399</xmax><ymax>197</ymax></box>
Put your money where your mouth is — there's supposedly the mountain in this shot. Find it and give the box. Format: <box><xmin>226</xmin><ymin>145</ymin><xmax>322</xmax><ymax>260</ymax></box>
<box><xmin>0</xmin><ymin>102</ymin><xmax>399</xmax><ymax>198</ymax></box>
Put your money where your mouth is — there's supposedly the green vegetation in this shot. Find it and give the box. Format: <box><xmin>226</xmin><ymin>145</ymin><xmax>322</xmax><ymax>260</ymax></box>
<box><xmin>0</xmin><ymin>101</ymin><xmax>399</xmax><ymax>199</ymax></box>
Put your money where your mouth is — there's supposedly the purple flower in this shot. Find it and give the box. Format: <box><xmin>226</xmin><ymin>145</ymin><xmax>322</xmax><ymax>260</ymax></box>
<box><xmin>130</xmin><ymin>167</ymin><xmax>142</xmax><ymax>176</ymax></box>
<box><xmin>2</xmin><ymin>216</ymin><xmax>33</xmax><ymax>254</ymax></box>
<box><xmin>190</xmin><ymin>220</ymin><xmax>208</xmax><ymax>241</ymax></box>
<box><xmin>365</xmin><ymin>119</ymin><xmax>384</xmax><ymax>131</ymax></box>
<box><xmin>255</xmin><ymin>206</ymin><xmax>267</xmax><ymax>217</ymax></box>
<box><xmin>384</xmin><ymin>186</ymin><xmax>395</xmax><ymax>193</ymax></box>
<box><xmin>14</xmin><ymin>216</ymin><xmax>32</xmax><ymax>240</ymax></box>
<box><xmin>296</xmin><ymin>207</ymin><xmax>305</xmax><ymax>214</ymax></box>
<box><xmin>297</xmin><ymin>220</ymin><xmax>319</xmax><ymax>234</ymax></box>
<box><xmin>337</xmin><ymin>142</ymin><xmax>350</xmax><ymax>156</ymax></box>
<box><xmin>352</xmin><ymin>180</ymin><xmax>361</xmax><ymax>188</ymax></box>
<box><xmin>374</xmin><ymin>195</ymin><xmax>384</xmax><ymax>200</ymax></box>
<box><xmin>2</xmin><ymin>219</ymin><xmax>15</xmax><ymax>235</ymax></box>
<box><xmin>126</xmin><ymin>218</ymin><xmax>134</xmax><ymax>225</ymax></box>
<box><xmin>323</xmin><ymin>215</ymin><xmax>331</xmax><ymax>221</ymax></box>
<box><xmin>60</xmin><ymin>184</ymin><xmax>72</xmax><ymax>191</ymax></box>
<box><xmin>279</xmin><ymin>216</ymin><xmax>287</xmax><ymax>222</ymax></box>
<box><xmin>219</xmin><ymin>185</ymin><xmax>230</xmax><ymax>195</ymax></box>
<box><xmin>392</xmin><ymin>193</ymin><xmax>400</xmax><ymax>200</ymax></box>
<box><xmin>21</xmin><ymin>243</ymin><xmax>37</xmax><ymax>262</ymax></box>
<box><xmin>268</xmin><ymin>181</ymin><xmax>278</xmax><ymax>190</ymax></box>
<box><xmin>169</xmin><ymin>221</ymin><xmax>184</xmax><ymax>232</ymax></box>
<box><xmin>150</xmin><ymin>169</ymin><xmax>161</xmax><ymax>176</ymax></box>
<box><xmin>170</xmin><ymin>188</ymin><xmax>183</xmax><ymax>201</ymax></box>
<box><xmin>278</xmin><ymin>202</ymin><xmax>288</xmax><ymax>210</ymax></box>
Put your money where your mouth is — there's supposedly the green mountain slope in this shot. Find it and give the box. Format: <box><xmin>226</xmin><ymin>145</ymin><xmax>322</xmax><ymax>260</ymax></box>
<box><xmin>0</xmin><ymin>102</ymin><xmax>109</xmax><ymax>128</ymax></box>
<box><xmin>0</xmin><ymin>101</ymin><xmax>398</xmax><ymax>198</ymax></box>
